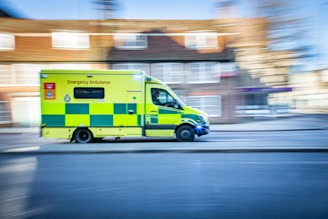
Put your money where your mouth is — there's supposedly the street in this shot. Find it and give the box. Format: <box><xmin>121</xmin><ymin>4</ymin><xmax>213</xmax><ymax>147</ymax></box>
<box><xmin>1</xmin><ymin>130</ymin><xmax>328</xmax><ymax>152</ymax></box>
<box><xmin>1</xmin><ymin>131</ymin><xmax>328</xmax><ymax>218</ymax></box>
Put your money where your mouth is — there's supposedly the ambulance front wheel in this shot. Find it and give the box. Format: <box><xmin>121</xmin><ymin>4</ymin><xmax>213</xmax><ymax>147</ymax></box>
<box><xmin>74</xmin><ymin>128</ymin><xmax>93</xmax><ymax>143</ymax></box>
<box><xmin>176</xmin><ymin>125</ymin><xmax>195</xmax><ymax>142</ymax></box>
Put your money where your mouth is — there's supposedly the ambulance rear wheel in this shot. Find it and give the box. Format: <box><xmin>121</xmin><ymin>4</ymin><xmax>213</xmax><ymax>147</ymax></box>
<box><xmin>176</xmin><ymin>125</ymin><xmax>195</xmax><ymax>142</ymax></box>
<box><xmin>75</xmin><ymin>129</ymin><xmax>93</xmax><ymax>143</ymax></box>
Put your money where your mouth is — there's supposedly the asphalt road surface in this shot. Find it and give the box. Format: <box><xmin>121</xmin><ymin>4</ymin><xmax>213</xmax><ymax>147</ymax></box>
<box><xmin>1</xmin><ymin>130</ymin><xmax>328</xmax><ymax>152</ymax></box>
<box><xmin>1</xmin><ymin>152</ymin><xmax>328</xmax><ymax>219</ymax></box>
<box><xmin>1</xmin><ymin>131</ymin><xmax>328</xmax><ymax>218</ymax></box>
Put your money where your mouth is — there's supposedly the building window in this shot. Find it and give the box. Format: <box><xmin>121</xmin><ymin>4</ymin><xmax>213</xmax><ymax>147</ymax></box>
<box><xmin>13</xmin><ymin>64</ymin><xmax>48</xmax><ymax>85</ymax></box>
<box><xmin>112</xmin><ymin>63</ymin><xmax>150</xmax><ymax>74</ymax></box>
<box><xmin>220</xmin><ymin>62</ymin><xmax>237</xmax><ymax>77</ymax></box>
<box><xmin>186</xmin><ymin>62</ymin><xmax>220</xmax><ymax>83</ymax></box>
<box><xmin>187</xmin><ymin>95</ymin><xmax>221</xmax><ymax>117</ymax></box>
<box><xmin>51</xmin><ymin>63</ymin><xmax>92</xmax><ymax>69</ymax></box>
<box><xmin>52</xmin><ymin>32</ymin><xmax>90</xmax><ymax>49</ymax></box>
<box><xmin>151</xmin><ymin>63</ymin><xmax>184</xmax><ymax>84</ymax></box>
<box><xmin>114</xmin><ymin>33</ymin><xmax>147</xmax><ymax>49</ymax></box>
<box><xmin>0</xmin><ymin>101</ymin><xmax>11</xmax><ymax>124</ymax></box>
<box><xmin>172</xmin><ymin>89</ymin><xmax>187</xmax><ymax>104</ymax></box>
<box><xmin>0</xmin><ymin>65</ymin><xmax>12</xmax><ymax>85</ymax></box>
<box><xmin>221</xmin><ymin>62</ymin><xmax>236</xmax><ymax>73</ymax></box>
<box><xmin>0</xmin><ymin>33</ymin><xmax>15</xmax><ymax>50</ymax></box>
<box><xmin>321</xmin><ymin>70</ymin><xmax>328</xmax><ymax>82</ymax></box>
<box><xmin>185</xmin><ymin>32</ymin><xmax>217</xmax><ymax>49</ymax></box>
<box><xmin>74</xmin><ymin>88</ymin><xmax>104</xmax><ymax>99</ymax></box>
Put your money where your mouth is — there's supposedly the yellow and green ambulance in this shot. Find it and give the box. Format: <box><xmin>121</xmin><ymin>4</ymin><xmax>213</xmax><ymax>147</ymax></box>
<box><xmin>40</xmin><ymin>69</ymin><xmax>210</xmax><ymax>143</ymax></box>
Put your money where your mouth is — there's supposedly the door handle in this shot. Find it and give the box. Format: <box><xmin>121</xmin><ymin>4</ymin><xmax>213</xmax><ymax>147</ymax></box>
<box><xmin>150</xmin><ymin>110</ymin><xmax>157</xmax><ymax>113</ymax></box>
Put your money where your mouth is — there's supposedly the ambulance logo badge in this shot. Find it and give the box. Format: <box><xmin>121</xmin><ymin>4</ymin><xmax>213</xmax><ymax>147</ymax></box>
<box><xmin>64</xmin><ymin>94</ymin><xmax>71</xmax><ymax>102</ymax></box>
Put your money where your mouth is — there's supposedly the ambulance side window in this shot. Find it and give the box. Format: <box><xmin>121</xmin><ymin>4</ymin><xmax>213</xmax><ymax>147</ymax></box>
<box><xmin>74</xmin><ymin>87</ymin><xmax>104</xmax><ymax>99</ymax></box>
<box><xmin>151</xmin><ymin>88</ymin><xmax>180</xmax><ymax>109</ymax></box>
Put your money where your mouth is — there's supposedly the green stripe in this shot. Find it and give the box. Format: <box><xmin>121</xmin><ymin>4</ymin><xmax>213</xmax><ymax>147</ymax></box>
<box><xmin>159</xmin><ymin>109</ymin><xmax>180</xmax><ymax>114</ymax></box>
<box><xmin>66</xmin><ymin>103</ymin><xmax>89</xmax><ymax>114</ymax></box>
<box><xmin>90</xmin><ymin>115</ymin><xmax>113</xmax><ymax>126</ymax></box>
<box><xmin>182</xmin><ymin>114</ymin><xmax>200</xmax><ymax>121</ymax></box>
<box><xmin>150</xmin><ymin>116</ymin><xmax>158</xmax><ymax>123</ymax></box>
<box><xmin>42</xmin><ymin>115</ymin><xmax>65</xmax><ymax>126</ymax></box>
<box><xmin>114</xmin><ymin>104</ymin><xmax>126</xmax><ymax>114</ymax></box>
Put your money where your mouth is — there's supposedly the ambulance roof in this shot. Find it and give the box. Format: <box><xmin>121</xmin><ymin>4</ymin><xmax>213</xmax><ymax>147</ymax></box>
<box><xmin>40</xmin><ymin>69</ymin><xmax>145</xmax><ymax>75</ymax></box>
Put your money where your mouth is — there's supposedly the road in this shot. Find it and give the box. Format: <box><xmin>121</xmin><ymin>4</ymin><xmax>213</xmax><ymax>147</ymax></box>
<box><xmin>1</xmin><ymin>131</ymin><xmax>328</xmax><ymax>218</ymax></box>
<box><xmin>1</xmin><ymin>130</ymin><xmax>328</xmax><ymax>152</ymax></box>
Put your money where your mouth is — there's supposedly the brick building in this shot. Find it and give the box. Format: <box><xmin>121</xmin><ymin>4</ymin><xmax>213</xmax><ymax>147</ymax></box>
<box><xmin>0</xmin><ymin>17</ymin><xmax>268</xmax><ymax>125</ymax></box>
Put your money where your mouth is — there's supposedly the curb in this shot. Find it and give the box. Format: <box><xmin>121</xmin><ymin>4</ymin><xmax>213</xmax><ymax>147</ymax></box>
<box><xmin>210</xmin><ymin>127</ymin><xmax>328</xmax><ymax>132</ymax></box>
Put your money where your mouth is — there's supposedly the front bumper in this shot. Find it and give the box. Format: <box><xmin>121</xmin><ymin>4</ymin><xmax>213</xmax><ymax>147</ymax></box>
<box><xmin>194</xmin><ymin>124</ymin><xmax>210</xmax><ymax>136</ymax></box>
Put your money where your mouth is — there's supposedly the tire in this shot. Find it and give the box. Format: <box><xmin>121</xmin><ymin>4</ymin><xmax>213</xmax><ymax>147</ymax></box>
<box><xmin>74</xmin><ymin>129</ymin><xmax>93</xmax><ymax>143</ymax></box>
<box><xmin>176</xmin><ymin>125</ymin><xmax>195</xmax><ymax>142</ymax></box>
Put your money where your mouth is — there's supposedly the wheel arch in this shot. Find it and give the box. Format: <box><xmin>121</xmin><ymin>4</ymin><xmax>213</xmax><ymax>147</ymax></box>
<box><xmin>175</xmin><ymin>123</ymin><xmax>195</xmax><ymax>134</ymax></box>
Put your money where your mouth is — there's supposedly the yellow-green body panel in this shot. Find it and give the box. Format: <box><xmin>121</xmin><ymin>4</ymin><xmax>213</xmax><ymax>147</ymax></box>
<box><xmin>145</xmin><ymin>130</ymin><xmax>175</xmax><ymax>137</ymax></box>
<box><xmin>40</xmin><ymin>69</ymin><xmax>210</xmax><ymax>140</ymax></box>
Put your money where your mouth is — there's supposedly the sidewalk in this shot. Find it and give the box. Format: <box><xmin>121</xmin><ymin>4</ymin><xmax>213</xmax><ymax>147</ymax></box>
<box><xmin>0</xmin><ymin>114</ymin><xmax>327</xmax><ymax>134</ymax></box>
<box><xmin>212</xmin><ymin>114</ymin><xmax>328</xmax><ymax>132</ymax></box>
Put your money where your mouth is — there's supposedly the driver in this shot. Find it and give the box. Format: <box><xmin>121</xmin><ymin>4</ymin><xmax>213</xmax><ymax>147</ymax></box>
<box><xmin>152</xmin><ymin>89</ymin><xmax>162</xmax><ymax>105</ymax></box>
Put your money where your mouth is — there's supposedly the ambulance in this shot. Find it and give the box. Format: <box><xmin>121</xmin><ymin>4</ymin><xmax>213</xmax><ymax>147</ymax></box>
<box><xmin>40</xmin><ymin>69</ymin><xmax>210</xmax><ymax>143</ymax></box>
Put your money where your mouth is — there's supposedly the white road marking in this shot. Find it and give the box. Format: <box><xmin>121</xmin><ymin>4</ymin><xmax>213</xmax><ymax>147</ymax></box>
<box><xmin>3</xmin><ymin>146</ymin><xmax>40</xmax><ymax>153</ymax></box>
<box><xmin>206</xmin><ymin>139</ymin><xmax>255</xmax><ymax>142</ymax></box>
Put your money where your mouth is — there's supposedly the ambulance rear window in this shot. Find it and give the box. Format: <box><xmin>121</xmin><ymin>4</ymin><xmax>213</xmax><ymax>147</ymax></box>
<box><xmin>74</xmin><ymin>87</ymin><xmax>104</xmax><ymax>99</ymax></box>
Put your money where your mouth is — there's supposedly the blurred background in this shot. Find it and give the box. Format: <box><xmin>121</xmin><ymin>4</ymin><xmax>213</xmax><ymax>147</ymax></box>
<box><xmin>0</xmin><ymin>0</ymin><xmax>328</xmax><ymax>126</ymax></box>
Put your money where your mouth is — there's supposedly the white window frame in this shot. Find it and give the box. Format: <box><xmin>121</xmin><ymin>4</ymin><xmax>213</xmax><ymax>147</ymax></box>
<box><xmin>114</xmin><ymin>33</ymin><xmax>147</xmax><ymax>49</ymax></box>
<box><xmin>52</xmin><ymin>32</ymin><xmax>90</xmax><ymax>49</ymax></box>
<box><xmin>186</xmin><ymin>62</ymin><xmax>220</xmax><ymax>83</ymax></box>
<box><xmin>0</xmin><ymin>33</ymin><xmax>15</xmax><ymax>50</ymax></box>
<box><xmin>185</xmin><ymin>32</ymin><xmax>217</xmax><ymax>49</ymax></box>
<box><xmin>151</xmin><ymin>63</ymin><xmax>184</xmax><ymax>84</ymax></box>
<box><xmin>13</xmin><ymin>64</ymin><xmax>49</xmax><ymax>86</ymax></box>
<box><xmin>187</xmin><ymin>95</ymin><xmax>221</xmax><ymax>117</ymax></box>
<box><xmin>112</xmin><ymin>63</ymin><xmax>150</xmax><ymax>74</ymax></box>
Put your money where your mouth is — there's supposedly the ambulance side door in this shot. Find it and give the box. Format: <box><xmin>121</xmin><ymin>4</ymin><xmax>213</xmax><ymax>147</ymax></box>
<box><xmin>145</xmin><ymin>85</ymin><xmax>182</xmax><ymax>136</ymax></box>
